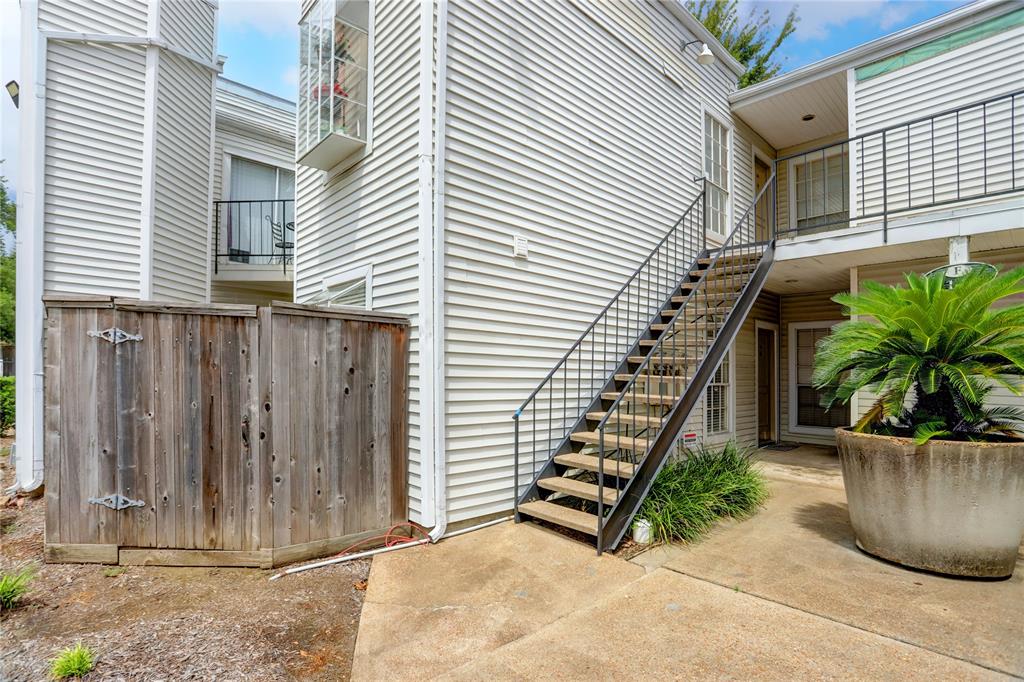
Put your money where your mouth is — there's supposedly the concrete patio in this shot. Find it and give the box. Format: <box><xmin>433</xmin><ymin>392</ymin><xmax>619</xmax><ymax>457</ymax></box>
<box><xmin>351</xmin><ymin>447</ymin><xmax>1023</xmax><ymax>680</ymax></box>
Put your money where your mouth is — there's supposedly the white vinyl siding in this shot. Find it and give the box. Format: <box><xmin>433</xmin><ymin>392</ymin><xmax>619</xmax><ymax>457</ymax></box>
<box><xmin>440</xmin><ymin>0</ymin><xmax>739</xmax><ymax>522</ymax></box>
<box><xmin>42</xmin><ymin>41</ymin><xmax>146</xmax><ymax>295</ymax></box>
<box><xmin>38</xmin><ymin>0</ymin><xmax>148</xmax><ymax>35</ymax></box>
<box><xmin>159</xmin><ymin>0</ymin><xmax>216</xmax><ymax>62</ymax></box>
<box><xmin>851</xmin><ymin>21</ymin><xmax>1024</xmax><ymax>220</ymax></box>
<box><xmin>150</xmin><ymin>52</ymin><xmax>216</xmax><ymax>302</ymax></box>
<box><xmin>294</xmin><ymin>0</ymin><xmax>424</xmax><ymax>520</ymax></box>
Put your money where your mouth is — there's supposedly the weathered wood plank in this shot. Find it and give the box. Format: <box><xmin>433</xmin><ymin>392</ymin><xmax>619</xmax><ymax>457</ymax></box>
<box><xmin>113</xmin><ymin>299</ymin><xmax>258</xmax><ymax>317</ymax></box>
<box><xmin>42</xmin><ymin>295</ymin><xmax>115</xmax><ymax>308</ymax></box>
<box><xmin>390</xmin><ymin>323</ymin><xmax>410</xmax><ymax>523</ymax></box>
<box><xmin>44</xmin><ymin>543</ymin><xmax>118</xmax><ymax>564</ymax></box>
<box><xmin>240</xmin><ymin>316</ymin><xmax>259</xmax><ymax>551</ymax></box>
<box><xmin>183</xmin><ymin>314</ymin><xmax>202</xmax><ymax>549</ymax></box>
<box><xmin>200</xmin><ymin>314</ymin><xmax>224</xmax><ymax>549</ymax></box>
<box><xmin>153</xmin><ymin>313</ymin><xmax>179</xmax><ymax>548</ymax></box>
<box><xmin>308</xmin><ymin>317</ymin><xmax>328</xmax><ymax>542</ymax></box>
<box><xmin>93</xmin><ymin>306</ymin><xmax>119</xmax><ymax>545</ymax></box>
<box><xmin>118</xmin><ymin>548</ymin><xmax>272</xmax><ymax>568</ymax></box>
<box><xmin>325</xmin><ymin>319</ymin><xmax>345</xmax><ymax>537</ymax></box>
<box><xmin>270</xmin><ymin>526</ymin><xmax>411</xmax><ymax>568</ymax></box>
<box><xmin>257</xmin><ymin>306</ymin><xmax>274</xmax><ymax>550</ymax></box>
<box><xmin>289</xmin><ymin>316</ymin><xmax>310</xmax><ymax>545</ymax></box>
<box><xmin>272</xmin><ymin>310</ymin><xmax>292</xmax><ymax>549</ymax></box>
<box><xmin>372</xmin><ymin>325</ymin><xmax>391</xmax><ymax>528</ymax></box>
<box><xmin>43</xmin><ymin>307</ymin><xmax>63</xmax><ymax>544</ymax></box>
<box><xmin>219</xmin><ymin>318</ymin><xmax>242</xmax><ymax>550</ymax></box>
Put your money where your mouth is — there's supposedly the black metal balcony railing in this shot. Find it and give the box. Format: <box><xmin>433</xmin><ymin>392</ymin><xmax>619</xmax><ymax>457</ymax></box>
<box><xmin>775</xmin><ymin>89</ymin><xmax>1023</xmax><ymax>241</ymax></box>
<box><xmin>213</xmin><ymin>199</ymin><xmax>295</xmax><ymax>273</ymax></box>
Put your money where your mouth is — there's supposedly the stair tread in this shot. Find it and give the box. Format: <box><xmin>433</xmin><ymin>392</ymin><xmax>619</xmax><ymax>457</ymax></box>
<box><xmin>555</xmin><ymin>452</ymin><xmax>637</xmax><ymax>477</ymax></box>
<box><xmin>519</xmin><ymin>500</ymin><xmax>601</xmax><ymax>535</ymax></box>
<box><xmin>571</xmin><ymin>430</ymin><xmax>650</xmax><ymax>452</ymax></box>
<box><xmin>628</xmin><ymin>355</ymin><xmax>696</xmax><ymax>365</ymax></box>
<box><xmin>639</xmin><ymin>338</ymin><xmax>712</xmax><ymax>347</ymax></box>
<box><xmin>538</xmin><ymin>477</ymin><xmax>618</xmax><ymax>505</ymax></box>
<box><xmin>613</xmin><ymin>373</ymin><xmax>690</xmax><ymax>382</ymax></box>
<box><xmin>587</xmin><ymin>411</ymin><xmax>663</xmax><ymax>427</ymax></box>
<box><xmin>602</xmin><ymin>391</ymin><xmax>678</xmax><ymax>405</ymax></box>
<box><xmin>697</xmin><ymin>253</ymin><xmax>760</xmax><ymax>266</ymax></box>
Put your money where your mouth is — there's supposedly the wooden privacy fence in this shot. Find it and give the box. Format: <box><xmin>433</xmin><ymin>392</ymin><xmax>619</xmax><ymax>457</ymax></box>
<box><xmin>43</xmin><ymin>297</ymin><xmax>409</xmax><ymax>568</ymax></box>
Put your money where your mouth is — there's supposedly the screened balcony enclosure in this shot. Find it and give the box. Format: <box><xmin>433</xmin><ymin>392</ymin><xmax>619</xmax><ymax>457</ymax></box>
<box><xmin>297</xmin><ymin>0</ymin><xmax>371</xmax><ymax>170</ymax></box>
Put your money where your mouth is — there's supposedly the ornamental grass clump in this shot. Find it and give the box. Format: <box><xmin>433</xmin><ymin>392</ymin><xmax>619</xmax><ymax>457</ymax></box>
<box><xmin>813</xmin><ymin>266</ymin><xmax>1024</xmax><ymax>444</ymax></box>
<box><xmin>49</xmin><ymin>643</ymin><xmax>95</xmax><ymax>679</ymax></box>
<box><xmin>0</xmin><ymin>565</ymin><xmax>35</xmax><ymax>610</ymax></box>
<box><xmin>638</xmin><ymin>442</ymin><xmax>768</xmax><ymax>544</ymax></box>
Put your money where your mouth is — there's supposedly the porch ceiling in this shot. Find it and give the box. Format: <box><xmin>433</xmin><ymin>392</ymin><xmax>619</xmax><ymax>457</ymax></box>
<box><xmin>731</xmin><ymin>72</ymin><xmax>848</xmax><ymax>150</ymax></box>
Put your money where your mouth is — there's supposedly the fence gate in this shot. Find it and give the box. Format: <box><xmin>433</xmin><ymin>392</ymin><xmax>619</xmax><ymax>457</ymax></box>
<box><xmin>43</xmin><ymin>297</ymin><xmax>409</xmax><ymax>567</ymax></box>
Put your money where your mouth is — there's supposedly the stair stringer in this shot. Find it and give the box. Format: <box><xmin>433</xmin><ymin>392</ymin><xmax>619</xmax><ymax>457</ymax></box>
<box><xmin>597</xmin><ymin>244</ymin><xmax>776</xmax><ymax>552</ymax></box>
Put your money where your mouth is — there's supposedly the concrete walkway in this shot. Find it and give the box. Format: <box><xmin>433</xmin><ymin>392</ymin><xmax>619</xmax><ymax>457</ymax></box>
<box><xmin>352</xmin><ymin>450</ymin><xmax>1022</xmax><ymax>680</ymax></box>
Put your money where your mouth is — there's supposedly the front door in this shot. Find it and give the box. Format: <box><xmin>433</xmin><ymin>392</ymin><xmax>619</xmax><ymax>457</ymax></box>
<box><xmin>753</xmin><ymin>156</ymin><xmax>771</xmax><ymax>242</ymax></box>
<box><xmin>757</xmin><ymin>326</ymin><xmax>776</xmax><ymax>445</ymax></box>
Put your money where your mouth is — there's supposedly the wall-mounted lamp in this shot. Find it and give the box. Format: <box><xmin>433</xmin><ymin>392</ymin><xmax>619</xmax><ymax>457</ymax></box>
<box><xmin>683</xmin><ymin>40</ymin><xmax>716</xmax><ymax>66</ymax></box>
<box><xmin>4</xmin><ymin>81</ymin><xmax>18</xmax><ymax>108</ymax></box>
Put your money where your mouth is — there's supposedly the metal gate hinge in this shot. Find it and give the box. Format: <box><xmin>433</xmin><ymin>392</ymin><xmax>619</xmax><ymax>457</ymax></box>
<box><xmin>88</xmin><ymin>494</ymin><xmax>146</xmax><ymax>510</ymax></box>
<box><xmin>88</xmin><ymin>328</ymin><xmax>143</xmax><ymax>344</ymax></box>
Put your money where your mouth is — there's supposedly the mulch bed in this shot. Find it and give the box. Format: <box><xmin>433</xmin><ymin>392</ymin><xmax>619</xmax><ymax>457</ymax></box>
<box><xmin>0</xmin><ymin>439</ymin><xmax>371</xmax><ymax>681</ymax></box>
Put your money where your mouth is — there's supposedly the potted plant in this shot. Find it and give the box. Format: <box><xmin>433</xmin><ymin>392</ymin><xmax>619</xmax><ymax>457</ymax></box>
<box><xmin>813</xmin><ymin>266</ymin><xmax>1024</xmax><ymax>578</ymax></box>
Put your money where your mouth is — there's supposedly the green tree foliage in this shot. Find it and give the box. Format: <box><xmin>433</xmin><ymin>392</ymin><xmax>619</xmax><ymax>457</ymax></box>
<box><xmin>0</xmin><ymin>177</ymin><xmax>14</xmax><ymax>345</ymax></box>
<box><xmin>813</xmin><ymin>267</ymin><xmax>1024</xmax><ymax>444</ymax></box>
<box><xmin>688</xmin><ymin>0</ymin><xmax>798</xmax><ymax>88</ymax></box>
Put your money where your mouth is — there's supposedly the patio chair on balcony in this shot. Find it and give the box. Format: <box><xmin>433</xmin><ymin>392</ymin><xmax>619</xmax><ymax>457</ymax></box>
<box><xmin>267</xmin><ymin>215</ymin><xmax>295</xmax><ymax>265</ymax></box>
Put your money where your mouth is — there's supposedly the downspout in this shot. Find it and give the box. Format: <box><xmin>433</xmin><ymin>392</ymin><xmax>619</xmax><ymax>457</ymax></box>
<box><xmin>11</xmin><ymin>1</ymin><xmax>45</xmax><ymax>494</ymax></box>
<box><xmin>428</xmin><ymin>0</ymin><xmax>451</xmax><ymax>541</ymax></box>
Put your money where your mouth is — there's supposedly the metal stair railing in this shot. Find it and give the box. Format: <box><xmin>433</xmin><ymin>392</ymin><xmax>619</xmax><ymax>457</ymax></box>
<box><xmin>595</xmin><ymin>174</ymin><xmax>777</xmax><ymax>551</ymax></box>
<box><xmin>512</xmin><ymin>185</ymin><xmax>708</xmax><ymax>512</ymax></box>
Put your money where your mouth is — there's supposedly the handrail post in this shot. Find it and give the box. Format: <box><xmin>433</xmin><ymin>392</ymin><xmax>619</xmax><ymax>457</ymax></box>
<box><xmin>701</xmin><ymin>177</ymin><xmax>708</xmax><ymax>254</ymax></box>
<box><xmin>597</xmin><ymin>428</ymin><xmax>605</xmax><ymax>555</ymax></box>
<box><xmin>881</xmin><ymin>130</ymin><xmax>888</xmax><ymax>244</ymax></box>
<box><xmin>513</xmin><ymin>412</ymin><xmax>520</xmax><ymax>519</ymax></box>
<box><xmin>214</xmin><ymin>202</ymin><xmax>220</xmax><ymax>274</ymax></box>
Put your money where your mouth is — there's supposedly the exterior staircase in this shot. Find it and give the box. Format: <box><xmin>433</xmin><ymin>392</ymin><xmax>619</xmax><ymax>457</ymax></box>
<box><xmin>513</xmin><ymin>178</ymin><xmax>776</xmax><ymax>552</ymax></box>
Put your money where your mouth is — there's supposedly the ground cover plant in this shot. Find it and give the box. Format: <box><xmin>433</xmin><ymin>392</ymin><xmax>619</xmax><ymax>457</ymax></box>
<box><xmin>638</xmin><ymin>441</ymin><xmax>768</xmax><ymax>544</ymax></box>
<box><xmin>49</xmin><ymin>644</ymin><xmax>95</xmax><ymax>679</ymax></box>
<box><xmin>0</xmin><ymin>564</ymin><xmax>34</xmax><ymax>610</ymax></box>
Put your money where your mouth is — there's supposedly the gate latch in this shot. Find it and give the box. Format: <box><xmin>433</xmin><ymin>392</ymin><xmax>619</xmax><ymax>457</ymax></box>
<box><xmin>88</xmin><ymin>328</ymin><xmax>143</xmax><ymax>344</ymax></box>
<box><xmin>88</xmin><ymin>494</ymin><xmax>146</xmax><ymax>511</ymax></box>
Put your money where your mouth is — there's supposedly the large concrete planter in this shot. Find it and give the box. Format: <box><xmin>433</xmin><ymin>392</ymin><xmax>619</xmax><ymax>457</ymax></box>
<box><xmin>835</xmin><ymin>429</ymin><xmax>1024</xmax><ymax>578</ymax></box>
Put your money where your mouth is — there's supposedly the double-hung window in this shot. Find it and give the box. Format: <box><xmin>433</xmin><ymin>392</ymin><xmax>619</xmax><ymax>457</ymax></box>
<box><xmin>705</xmin><ymin>351</ymin><xmax>731</xmax><ymax>434</ymax></box>
<box><xmin>704</xmin><ymin>113</ymin><xmax>730</xmax><ymax>237</ymax></box>
<box><xmin>790</xmin><ymin>323</ymin><xmax>849</xmax><ymax>432</ymax></box>
<box><xmin>308</xmin><ymin>265</ymin><xmax>373</xmax><ymax>309</ymax></box>
<box><xmin>792</xmin><ymin>146</ymin><xmax>849</xmax><ymax>231</ymax></box>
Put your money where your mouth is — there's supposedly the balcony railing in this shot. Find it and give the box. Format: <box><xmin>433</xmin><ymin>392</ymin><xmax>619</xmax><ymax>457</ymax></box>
<box><xmin>775</xmin><ymin>89</ymin><xmax>1023</xmax><ymax>241</ymax></box>
<box><xmin>213</xmin><ymin>199</ymin><xmax>295</xmax><ymax>274</ymax></box>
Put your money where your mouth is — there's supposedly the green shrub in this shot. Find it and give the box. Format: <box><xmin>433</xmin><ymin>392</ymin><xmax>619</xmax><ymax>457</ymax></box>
<box><xmin>49</xmin><ymin>643</ymin><xmax>95</xmax><ymax>679</ymax></box>
<box><xmin>0</xmin><ymin>375</ymin><xmax>13</xmax><ymax>436</ymax></box>
<box><xmin>0</xmin><ymin>565</ymin><xmax>35</xmax><ymax>610</ymax></box>
<box><xmin>814</xmin><ymin>267</ymin><xmax>1024</xmax><ymax>444</ymax></box>
<box><xmin>638</xmin><ymin>442</ymin><xmax>768</xmax><ymax>544</ymax></box>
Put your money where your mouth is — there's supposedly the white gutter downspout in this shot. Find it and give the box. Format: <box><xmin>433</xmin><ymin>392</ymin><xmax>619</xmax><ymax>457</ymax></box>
<box><xmin>11</xmin><ymin>1</ymin><xmax>45</xmax><ymax>494</ymax></box>
<box><xmin>416</xmin><ymin>0</ymin><xmax>450</xmax><ymax>540</ymax></box>
<box><xmin>429</xmin><ymin>0</ymin><xmax>451</xmax><ymax>541</ymax></box>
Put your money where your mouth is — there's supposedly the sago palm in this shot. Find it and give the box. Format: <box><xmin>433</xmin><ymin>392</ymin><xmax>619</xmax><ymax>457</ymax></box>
<box><xmin>812</xmin><ymin>265</ymin><xmax>1024</xmax><ymax>444</ymax></box>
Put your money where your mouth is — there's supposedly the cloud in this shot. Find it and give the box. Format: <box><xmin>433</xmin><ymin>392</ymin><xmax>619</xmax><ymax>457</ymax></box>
<box><xmin>742</xmin><ymin>0</ymin><xmax>952</xmax><ymax>43</ymax></box>
<box><xmin>219</xmin><ymin>0</ymin><xmax>298</xmax><ymax>38</ymax></box>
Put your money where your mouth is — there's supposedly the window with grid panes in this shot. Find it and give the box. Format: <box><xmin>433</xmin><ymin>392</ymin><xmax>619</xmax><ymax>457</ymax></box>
<box><xmin>704</xmin><ymin>113</ymin><xmax>729</xmax><ymax>236</ymax></box>
<box><xmin>794</xmin><ymin>147</ymin><xmax>849</xmax><ymax>230</ymax></box>
<box><xmin>706</xmin><ymin>352</ymin><xmax>730</xmax><ymax>434</ymax></box>
<box><xmin>795</xmin><ymin>327</ymin><xmax>849</xmax><ymax>428</ymax></box>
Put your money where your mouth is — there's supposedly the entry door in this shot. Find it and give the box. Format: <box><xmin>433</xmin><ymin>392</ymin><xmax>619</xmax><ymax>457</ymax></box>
<box><xmin>754</xmin><ymin>156</ymin><xmax>771</xmax><ymax>242</ymax></box>
<box><xmin>757</xmin><ymin>327</ymin><xmax>776</xmax><ymax>445</ymax></box>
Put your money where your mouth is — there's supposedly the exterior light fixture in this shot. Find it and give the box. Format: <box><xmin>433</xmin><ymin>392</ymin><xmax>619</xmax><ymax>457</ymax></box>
<box><xmin>4</xmin><ymin>81</ymin><xmax>18</xmax><ymax>108</ymax></box>
<box><xmin>683</xmin><ymin>40</ymin><xmax>716</xmax><ymax>66</ymax></box>
<box><xmin>801</xmin><ymin>113</ymin><xmax>816</xmax><ymax>121</ymax></box>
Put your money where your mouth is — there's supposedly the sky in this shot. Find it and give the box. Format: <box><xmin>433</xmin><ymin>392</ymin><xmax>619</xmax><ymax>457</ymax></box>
<box><xmin>1</xmin><ymin>0</ymin><xmax>973</xmax><ymax>196</ymax></box>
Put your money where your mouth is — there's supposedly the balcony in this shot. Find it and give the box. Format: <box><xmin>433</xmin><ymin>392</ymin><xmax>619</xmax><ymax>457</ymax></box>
<box><xmin>773</xmin><ymin>90</ymin><xmax>1023</xmax><ymax>244</ymax></box>
<box><xmin>213</xmin><ymin>199</ymin><xmax>295</xmax><ymax>283</ymax></box>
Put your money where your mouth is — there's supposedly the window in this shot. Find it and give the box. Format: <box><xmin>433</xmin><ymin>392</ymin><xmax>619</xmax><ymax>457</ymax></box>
<box><xmin>792</xmin><ymin>146</ymin><xmax>849</xmax><ymax>230</ymax></box>
<box><xmin>706</xmin><ymin>351</ymin><xmax>731</xmax><ymax>434</ymax></box>
<box><xmin>224</xmin><ymin>158</ymin><xmax>295</xmax><ymax>265</ymax></box>
<box><xmin>308</xmin><ymin>265</ymin><xmax>373</xmax><ymax>309</ymax></box>
<box><xmin>298</xmin><ymin>0</ymin><xmax>372</xmax><ymax>170</ymax></box>
<box><xmin>704</xmin><ymin>113</ymin><xmax>730</xmax><ymax>236</ymax></box>
<box><xmin>790</xmin><ymin>324</ymin><xmax>850</xmax><ymax>431</ymax></box>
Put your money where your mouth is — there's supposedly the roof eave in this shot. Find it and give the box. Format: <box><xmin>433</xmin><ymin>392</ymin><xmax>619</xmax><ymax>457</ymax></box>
<box><xmin>730</xmin><ymin>0</ymin><xmax>1010</xmax><ymax>107</ymax></box>
<box><xmin>664</xmin><ymin>1</ymin><xmax>746</xmax><ymax>78</ymax></box>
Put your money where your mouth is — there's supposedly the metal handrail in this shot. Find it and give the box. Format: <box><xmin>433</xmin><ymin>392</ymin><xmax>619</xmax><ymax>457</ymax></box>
<box><xmin>213</xmin><ymin>198</ymin><xmax>296</xmax><ymax>274</ymax></box>
<box><xmin>775</xmin><ymin>89</ymin><xmax>1022</xmax><ymax>241</ymax></box>
<box><xmin>592</xmin><ymin>176</ymin><xmax>776</xmax><ymax>547</ymax></box>
<box><xmin>512</xmin><ymin>185</ymin><xmax>709</xmax><ymax>510</ymax></box>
